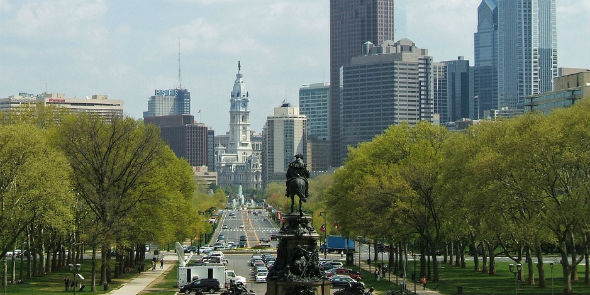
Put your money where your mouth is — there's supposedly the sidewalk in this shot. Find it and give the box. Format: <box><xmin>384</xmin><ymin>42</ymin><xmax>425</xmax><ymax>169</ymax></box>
<box><xmin>107</xmin><ymin>255</ymin><xmax>175</xmax><ymax>295</ymax></box>
<box><xmin>358</xmin><ymin>261</ymin><xmax>442</xmax><ymax>295</ymax></box>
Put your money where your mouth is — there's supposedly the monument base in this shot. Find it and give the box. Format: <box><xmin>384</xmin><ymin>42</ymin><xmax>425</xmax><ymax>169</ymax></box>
<box><xmin>266</xmin><ymin>279</ymin><xmax>330</xmax><ymax>295</ymax></box>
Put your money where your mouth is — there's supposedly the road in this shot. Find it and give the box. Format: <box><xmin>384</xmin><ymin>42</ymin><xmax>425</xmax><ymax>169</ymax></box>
<box><xmin>213</xmin><ymin>209</ymin><xmax>279</xmax><ymax>248</ymax></box>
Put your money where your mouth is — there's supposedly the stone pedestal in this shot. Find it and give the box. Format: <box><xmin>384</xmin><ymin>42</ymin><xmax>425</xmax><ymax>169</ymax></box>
<box><xmin>266</xmin><ymin>214</ymin><xmax>330</xmax><ymax>295</ymax></box>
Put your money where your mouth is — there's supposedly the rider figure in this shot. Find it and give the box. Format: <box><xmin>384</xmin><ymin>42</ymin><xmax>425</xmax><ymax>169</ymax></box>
<box><xmin>285</xmin><ymin>154</ymin><xmax>310</xmax><ymax>199</ymax></box>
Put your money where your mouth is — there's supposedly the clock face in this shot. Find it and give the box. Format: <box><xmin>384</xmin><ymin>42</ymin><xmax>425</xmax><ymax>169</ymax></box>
<box><xmin>241</xmin><ymin>101</ymin><xmax>248</xmax><ymax>109</ymax></box>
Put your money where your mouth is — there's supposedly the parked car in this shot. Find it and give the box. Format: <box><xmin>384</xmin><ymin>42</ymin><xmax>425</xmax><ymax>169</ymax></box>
<box><xmin>179</xmin><ymin>278</ymin><xmax>221</xmax><ymax>293</ymax></box>
<box><xmin>270</xmin><ymin>233</ymin><xmax>278</xmax><ymax>240</ymax></box>
<box><xmin>239</xmin><ymin>224</ymin><xmax>245</xmax><ymax>229</ymax></box>
<box><xmin>330</xmin><ymin>275</ymin><xmax>359</xmax><ymax>288</ymax></box>
<box><xmin>217</xmin><ymin>234</ymin><xmax>225</xmax><ymax>241</ymax></box>
<box><xmin>240</xmin><ymin>235</ymin><xmax>247</xmax><ymax>241</ymax></box>
<box><xmin>222</xmin><ymin>224</ymin><xmax>229</xmax><ymax>229</ymax></box>
<box><xmin>184</xmin><ymin>246</ymin><xmax>198</xmax><ymax>253</ymax></box>
<box><xmin>238</xmin><ymin>241</ymin><xmax>247</xmax><ymax>248</ymax></box>
<box><xmin>324</xmin><ymin>268</ymin><xmax>362</xmax><ymax>280</ymax></box>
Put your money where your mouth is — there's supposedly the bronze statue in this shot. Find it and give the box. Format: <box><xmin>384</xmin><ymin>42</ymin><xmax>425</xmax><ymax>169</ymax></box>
<box><xmin>285</xmin><ymin>154</ymin><xmax>310</xmax><ymax>215</ymax></box>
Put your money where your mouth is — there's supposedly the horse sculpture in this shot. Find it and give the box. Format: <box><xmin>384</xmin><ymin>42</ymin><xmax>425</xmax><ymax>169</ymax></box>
<box><xmin>286</xmin><ymin>177</ymin><xmax>307</xmax><ymax>215</ymax></box>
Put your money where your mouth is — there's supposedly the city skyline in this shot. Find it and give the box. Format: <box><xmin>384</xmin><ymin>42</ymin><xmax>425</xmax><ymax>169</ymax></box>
<box><xmin>0</xmin><ymin>0</ymin><xmax>588</xmax><ymax>133</ymax></box>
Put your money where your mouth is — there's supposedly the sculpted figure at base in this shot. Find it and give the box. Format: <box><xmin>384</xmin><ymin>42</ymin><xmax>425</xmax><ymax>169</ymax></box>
<box><xmin>285</xmin><ymin>154</ymin><xmax>310</xmax><ymax>215</ymax></box>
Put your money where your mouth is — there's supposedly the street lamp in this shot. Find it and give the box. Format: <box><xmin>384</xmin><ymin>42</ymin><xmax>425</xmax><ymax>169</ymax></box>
<box><xmin>508</xmin><ymin>263</ymin><xmax>522</xmax><ymax>295</ymax></box>
<box><xmin>549</xmin><ymin>261</ymin><xmax>554</xmax><ymax>295</ymax></box>
<box><xmin>68</xmin><ymin>263</ymin><xmax>81</xmax><ymax>295</ymax></box>
<box><xmin>319</xmin><ymin>212</ymin><xmax>327</xmax><ymax>259</ymax></box>
<box><xmin>413</xmin><ymin>250</ymin><xmax>417</xmax><ymax>294</ymax></box>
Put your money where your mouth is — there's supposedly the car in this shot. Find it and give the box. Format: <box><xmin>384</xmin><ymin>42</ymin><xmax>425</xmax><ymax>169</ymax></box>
<box><xmin>255</xmin><ymin>271</ymin><xmax>268</xmax><ymax>282</ymax></box>
<box><xmin>184</xmin><ymin>246</ymin><xmax>198</xmax><ymax>253</ymax></box>
<box><xmin>261</xmin><ymin>254</ymin><xmax>274</xmax><ymax>262</ymax></box>
<box><xmin>238</xmin><ymin>241</ymin><xmax>247</xmax><ymax>248</ymax></box>
<box><xmin>218</xmin><ymin>234</ymin><xmax>225</xmax><ymax>241</ymax></box>
<box><xmin>239</xmin><ymin>235</ymin><xmax>247</xmax><ymax>241</ymax></box>
<box><xmin>330</xmin><ymin>275</ymin><xmax>359</xmax><ymax>288</ymax></box>
<box><xmin>222</xmin><ymin>224</ymin><xmax>229</xmax><ymax>229</ymax></box>
<box><xmin>260</xmin><ymin>237</ymin><xmax>271</xmax><ymax>243</ymax></box>
<box><xmin>270</xmin><ymin>233</ymin><xmax>278</xmax><ymax>240</ymax></box>
<box><xmin>249</xmin><ymin>257</ymin><xmax>263</xmax><ymax>266</ymax></box>
<box><xmin>329</xmin><ymin>261</ymin><xmax>344</xmax><ymax>269</ymax></box>
<box><xmin>229</xmin><ymin>212</ymin><xmax>236</xmax><ymax>217</ymax></box>
<box><xmin>179</xmin><ymin>278</ymin><xmax>221</xmax><ymax>293</ymax></box>
<box><xmin>239</xmin><ymin>224</ymin><xmax>245</xmax><ymax>229</ymax></box>
<box><xmin>324</xmin><ymin>268</ymin><xmax>362</xmax><ymax>280</ymax></box>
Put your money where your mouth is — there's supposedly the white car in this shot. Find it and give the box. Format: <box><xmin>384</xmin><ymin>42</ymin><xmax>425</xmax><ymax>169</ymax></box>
<box><xmin>239</xmin><ymin>225</ymin><xmax>245</xmax><ymax>229</ymax></box>
<box><xmin>255</xmin><ymin>271</ymin><xmax>268</xmax><ymax>282</ymax></box>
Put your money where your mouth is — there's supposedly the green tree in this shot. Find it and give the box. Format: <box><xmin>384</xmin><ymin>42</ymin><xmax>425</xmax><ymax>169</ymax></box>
<box><xmin>53</xmin><ymin>114</ymin><xmax>168</xmax><ymax>290</ymax></box>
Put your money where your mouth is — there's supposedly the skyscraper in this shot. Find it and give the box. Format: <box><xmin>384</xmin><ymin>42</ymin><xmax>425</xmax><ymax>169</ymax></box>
<box><xmin>143</xmin><ymin>88</ymin><xmax>191</xmax><ymax>118</ymax></box>
<box><xmin>262</xmin><ymin>102</ymin><xmax>307</xmax><ymax>187</ymax></box>
<box><xmin>330</xmin><ymin>0</ymin><xmax>394</xmax><ymax>167</ymax></box>
<box><xmin>339</xmin><ymin>39</ymin><xmax>433</xmax><ymax>160</ymax></box>
<box><xmin>433</xmin><ymin>57</ymin><xmax>474</xmax><ymax>124</ymax></box>
<box><xmin>299</xmin><ymin>83</ymin><xmax>330</xmax><ymax>173</ymax></box>
<box><xmin>474</xmin><ymin>0</ymin><xmax>557</xmax><ymax>116</ymax></box>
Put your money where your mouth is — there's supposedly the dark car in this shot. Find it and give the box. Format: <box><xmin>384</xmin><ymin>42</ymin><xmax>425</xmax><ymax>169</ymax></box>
<box><xmin>179</xmin><ymin>278</ymin><xmax>220</xmax><ymax>293</ymax></box>
<box><xmin>239</xmin><ymin>235</ymin><xmax>247</xmax><ymax>241</ymax></box>
<box><xmin>238</xmin><ymin>241</ymin><xmax>247</xmax><ymax>248</ymax></box>
<box><xmin>330</xmin><ymin>275</ymin><xmax>359</xmax><ymax>288</ymax></box>
<box><xmin>184</xmin><ymin>246</ymin><xmax>197</xmax><ymax>253</ymax></box>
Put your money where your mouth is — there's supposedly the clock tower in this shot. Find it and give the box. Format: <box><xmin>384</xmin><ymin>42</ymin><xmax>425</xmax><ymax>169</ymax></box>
<box><xmin>227</xmin><ymin>61</ymin><xmax>252</xmax><ymax>162</ymax></box>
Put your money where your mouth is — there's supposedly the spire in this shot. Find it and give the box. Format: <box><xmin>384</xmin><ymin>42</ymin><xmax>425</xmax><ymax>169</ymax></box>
<box><xmin>178</xmin><ymin>39</ymin><xmax>182</xmax><ymax>89</ymax></box>
<box><xmin>238</xmin><ymin>60</ymin><xmax>241</xmax><ymax>73</ymax></box>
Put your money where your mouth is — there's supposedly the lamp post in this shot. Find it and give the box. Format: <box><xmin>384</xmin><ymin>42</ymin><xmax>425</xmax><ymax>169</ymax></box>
<box><xmin>549</xmin><ymin>262</ymin><xmax>554</xmax><ymax>295</ymax></box>
<box><xmin>508</xmin><ymin>263</ymin><xmax>522</xmax><ymax>295</ymax></box>
<box><xmin>319</xmin><ymin>212</ymin><xmax>327</xmax><ymax>259</ymax></box>
<box><xmin>68</xmin><ymin>263</ymin><xmax>81</xmax><ymax>295</ymax></box>
<box><xmin>413</xmin><ymin>251</ymin><xmax>417</xmax><ymax>294</ymax></box>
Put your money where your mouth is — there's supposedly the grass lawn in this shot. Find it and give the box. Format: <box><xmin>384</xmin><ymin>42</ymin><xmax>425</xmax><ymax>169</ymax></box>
<box><xmin>1</xmin><ymin>259</ymin><xmax>150</xmax><ymax>294</ymax></box>
<box><xmin>139</xmin><ymin>263</ymin><xmax>178</xmax><ymax>295</ymax></box>
<box><xmin>362</xmin><ymin>259</ymin><xmax>590</xmax><ymax>295</ymax></box>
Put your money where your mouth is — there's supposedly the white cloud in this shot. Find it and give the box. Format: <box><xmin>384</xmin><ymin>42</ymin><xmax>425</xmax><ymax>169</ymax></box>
<box><xmin>6</xmin><ymin>0</ymin><xmax>108</xmax><ymax>40</ymax></box>
<box><xmin>0</xmin><ymin>0</ymin><xmax>11</xmax><ymax>13</ymax></box>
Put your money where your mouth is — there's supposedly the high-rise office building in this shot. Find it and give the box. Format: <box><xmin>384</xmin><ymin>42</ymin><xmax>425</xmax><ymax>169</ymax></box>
<box><xmin>474</xmin><ymin>0</ymin><xmax>557</xmax><ymax>116</ymax></box>
<box><xmin>299</xmin><ymin>83</ymin><xmax>329</xmax><ymax>140</ymax></box>
<box><xmin>143</xmin><ymin>88</ymin><xmax>191</xmax><ymax>118</ymax></box>
<box><xmin>262</xmin><ymin>102</ymin><xmax>307</xmax><ymax>187</ymax></box>
<box><xmin>434</xmin><ymin>57</ymin><xmax>474</xmax><ymax>124</ymax></box>
<box><xmin>144</xmin><ymin>114</ymin><xmax>210</xmax><ymax>167</ymax></box>
<box><xmin>215</xmin><ymin>62</ymin><xmax>262</xmax><ymax>190</ymax></box>
<box><xmin>330</xmin><ymin>0</ymin><xmax>394</xmax><ymax>167</ymax></box>
<box><xmin>339</xmin><ymin>39</ymin><xmax>433</xmax><ymax>161</ymax></box>
<box><xmin>299</xmin><ymin>83</ymin><xmax>331</xmax><ymax>173</ymax></box>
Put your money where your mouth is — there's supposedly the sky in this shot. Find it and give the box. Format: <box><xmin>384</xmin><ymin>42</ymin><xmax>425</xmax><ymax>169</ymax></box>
<box><xmin>0</xmin><ymin>0</ymin><xmax>588</xmax><ymax>133</ymax></box>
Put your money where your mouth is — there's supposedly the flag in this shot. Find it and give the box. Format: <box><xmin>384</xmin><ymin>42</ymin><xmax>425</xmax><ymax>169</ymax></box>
<box><xmin>320</xmin><ymin>223</ymin><xmax>326</xmax><ymax>232</ymax></box>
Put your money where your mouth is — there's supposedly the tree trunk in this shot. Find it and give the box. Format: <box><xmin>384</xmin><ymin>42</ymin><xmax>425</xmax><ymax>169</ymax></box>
<box><xmin>91</xmin><ymin>245</ymin><xmax>96</xmax><ymax>292</ymax></box>
<box><xmin>488</xmin><ymin>242</ymin><xmax>496</xmax><ymax>275</ymax></box>
<box><xmin>471</xmin><ymin>241</ymin><xmax>479</xmax><ymax>272</ymax></box>
<box><xmin>454</xmin><ymin>240</ymin><xmax>461</xmax><ymax>267</ymax></box>
<box><xmin>45</xmin><ymin>243</ymin><xmax>52</xmax><ymax>273</ymax></box>
<box><xmin>526</xmin><ymin>246</ymin><xmax>535</xmax><ymax>285</ymax></box>
<box><xmin>3</xmin><ymin>257</ymin><xmax>7</xmax><ymax>290</ymax></box>
<box><xmin>39</xmin><ymin>234</ymin><xmax>45</xmax><ymax>275</ymax></box>
<box><xmin>388</xmin><ymin>245</ymin><xmax>394</xmax><ymax>277</ymax></box>
<box><xmin>535</xmin><ymin>246</ymin><xmax>546</xmax><ymax>288</ymax></box>
<box><xmin>11</xmin><ymin>243</ymin><xmax>16</xmax><ymax>283</ymax></box>
<box><xmin>26</xmin><ymin>230</ymin><xmax>31</xmax><ymax>279</ymax></box>
<box><xmin>443</xmin><ymin>242</ymin><xmax>448</xmax><ymax>264</ymax></box>
<box><xmin>560</xmin><ymin>240</ymin><xmax>573</xmax><ymax>294</ymax></box>
<box><xmin>432</xmin><ymin>251</ymin><xmax>439</xmax><ymax>282</ymax></box>
<box><xmin>460</xmin><ymin>243</ymin><xmax>466</xmax><ymax>268</ymax></box>
<box><xmin>101</xmin><ymin>244</ymin><xmax>108</xmax><ymax>290</ymax></box>
<box><xmin>571</xmin><ymin>232</ymin><xmax>579</xmax><ymax>281</ymax></box>
<box><xmin>420</xmin><ymin>240</ymin><xmax>426</xmax><ymax>279</ymax></box>
<box><xmin>449</xmin><ymin>241</ymin><xmax>454</xmax><ymax>265</ymax></box>
<box><xmin>19</xmin><ymin>242</ymin><xmax>24</xmax><ymax>282</ymax></box>
<box><xmin>481</xmin><ymin>243</ymin><xmax>488</xmax><ymax>273</ymax></box>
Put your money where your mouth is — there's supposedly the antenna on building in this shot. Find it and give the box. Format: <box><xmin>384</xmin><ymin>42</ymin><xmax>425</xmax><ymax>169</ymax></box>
<box><xmin>238</xmin><ymin>61</ymin><xmax>241</xmax><ymax>72</ymax></box>
<box><xmin>178</xmin><ymin>39</ymin><xmax>182</xmax><ymax>89</ymax></box>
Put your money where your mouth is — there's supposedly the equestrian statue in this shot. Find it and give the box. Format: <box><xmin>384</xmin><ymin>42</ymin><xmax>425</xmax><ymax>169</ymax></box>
<box><xmin>285</xmin><ymin>154</ymin><xmax>310</xmax><ymax>215</ymax></box>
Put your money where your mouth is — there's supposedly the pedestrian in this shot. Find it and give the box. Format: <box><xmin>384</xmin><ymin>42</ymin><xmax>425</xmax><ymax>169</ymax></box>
<box><xmin>64</xmin><ymin>278</ymin><xmax>70</xmax><ymax>291</ymax></box>
<box><xmin>367</xmin><ymin>258</ymin><xmax>371</xmax><ymax>266</ymax></box>
<box><xmin>160</xmin><ymin>258</ymin><xmax>164</xmax><ymax>269</ymax></box>
<box><xmin>374</xmin><ymin>268</ymin><xmax>380</xmax><ymax>281</ymax></box>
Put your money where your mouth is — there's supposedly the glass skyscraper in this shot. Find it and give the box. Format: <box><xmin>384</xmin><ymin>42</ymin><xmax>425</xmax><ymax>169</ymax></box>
<box><xmin>330</xmin><ymin>0</ymin><xmax>394</xmax><ymax>167</ymax></box>
<box><xmin>474</xmin><ymin>0</ymin><xmax>557</xmax><ymax>116</ymax></box>
<box><xmin>143</xmin><ymin>88</ymin><xmax>191</xmax><ymax>118</ymax></box>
